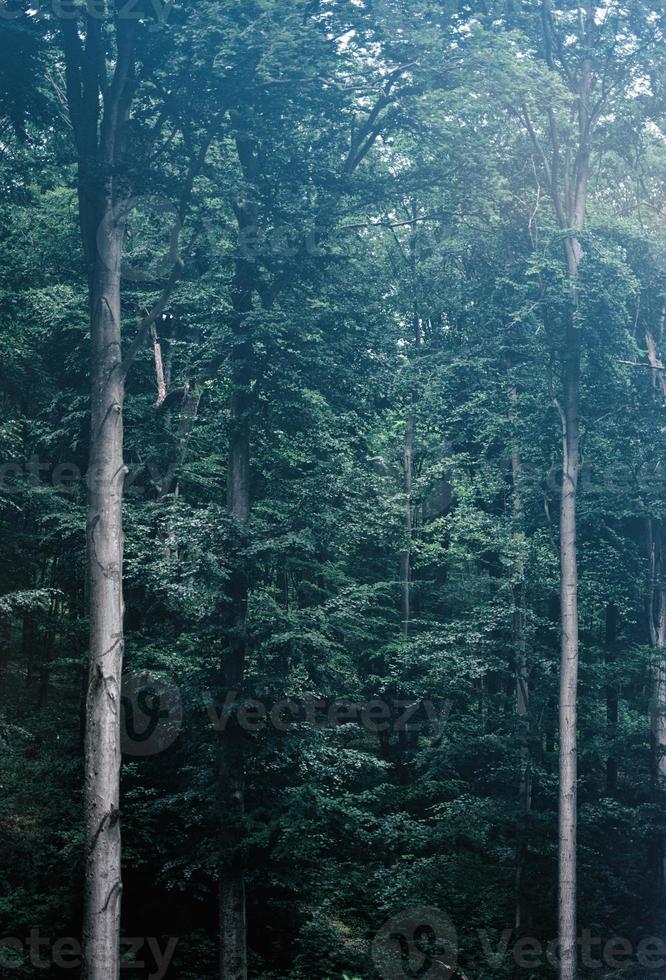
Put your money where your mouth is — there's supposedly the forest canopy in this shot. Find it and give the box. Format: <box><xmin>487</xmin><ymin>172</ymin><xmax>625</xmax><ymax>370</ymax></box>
<box><xmin>1</xmin><ymin>1</ymin><xmax>666</xmax><ymax>979</ymax></box>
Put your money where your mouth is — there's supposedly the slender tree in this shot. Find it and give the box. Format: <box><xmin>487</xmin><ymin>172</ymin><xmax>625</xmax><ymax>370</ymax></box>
<box><xmin>212</xmin><ymin>22</ymin><xmax>419</xmax><ymax>972</ymax></box>
<box><xmin>57</xmin><ymin>7</ymin><xmax>212</xmax><ymax>974</ymax></box>
<box><xmin>517</xmin><ymin>3</ymin><xmax>664</xmax><ymax>972</ymax></box>
<box><xmin>644</xmin><ymin>306</ymin><xmax>666</xmax><ymax>912</ymax></box>
<box><xmin>520</xmin><ymin>5</ymin><xmax>595</xmax><ymax>974</ymax></box>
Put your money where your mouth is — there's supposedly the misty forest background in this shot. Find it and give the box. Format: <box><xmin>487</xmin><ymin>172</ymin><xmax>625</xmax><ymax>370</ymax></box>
<box><xmin>2</xmin><ymin>0</ymin><xmax>666</xmax><ymax>977</ymax></box>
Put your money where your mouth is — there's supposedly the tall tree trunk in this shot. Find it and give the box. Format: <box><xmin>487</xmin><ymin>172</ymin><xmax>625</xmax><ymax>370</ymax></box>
<box><xmin>212</xmin><ymin>91</ymin><xmax>408</xmax><ymax>979</ymax></box>
<box><xmin>218</xmin><ymin>199</ymin><xmax>254</xmax><ymax>980</ymax></box>
<box><xmin>81</xmin><ymin>214</ymin><xmax>183</xmax><ymax>980</ymax></box>
<box><xmin>605</xmin><ymin>603</ymin><xmax>619</xmax><ymax>795</ymax></box>
<box><xmin>558</xmin><ymin>300</ymin><xmax>581</xmax><ymax>980</ymax></box>
<box><xmin>643</xmin><ymin>314</ymin><xmax>666</xmax><ymax>921</ymax></box>
<box><xmin>524</xmin><ymin>7</ymin><xmax>594</xmax><ymax>968</ymax></box>
<box><xmin>82</xmin><ymin>215</ymin><xmax>127</xmax><ymax>980</ymax></box>
<box><xmin>400</xmin><ymin>414</ymin><xmax>414</xmax><ymax>635</ymax></box>
<box><xmin>511</xmin><ymin>414</ymin><xmax>532</xmax><ymax>958</ymax></box>
<box><xmin>59</xmin><ymin>16</ymin><xmax>138</xmax><ymax>974</ymax></box>
<box><xmin>61</xmin><ymin>17</ymin><xmax>185</xmax><ymax>975</ymax></box>
<box><xmin>400</xmin><ymin>207</ymin><xmax>421</xmax><ymax>636</ymax></box>
<box><xmin>647</xmin><ymin>518</ymin><xmax>666</xmax><ymax>912</ymax></box>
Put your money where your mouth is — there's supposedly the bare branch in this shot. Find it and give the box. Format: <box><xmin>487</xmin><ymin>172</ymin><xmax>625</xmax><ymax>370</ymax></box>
<box><xmin>339</xmin><ymin>212</ymin><xmax>447</xmax><ymax>232</ymax></box>
<box><xmin>46</xmin><ymin>72</ymin><xmax>74</xmax><ymax>131</ymax></box>
<box><xmin>118</xmin><ymin>258</ymin><xmax>184</xmax><ymax>378</ymax></box>
<box><xmin>617</xmin><ymin>359</ymin><xmax>666</xmax><ymax>370</ymax></box>
<box><xmin>521</xmin><ymin>103</ymin><xmax>553</xmax><ymax>188</ymax></box>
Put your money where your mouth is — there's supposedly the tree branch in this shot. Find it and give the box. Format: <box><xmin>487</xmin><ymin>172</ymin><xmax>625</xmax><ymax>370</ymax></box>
<box><xmin>118</xmin><ymin>258</ymin><xmax>184</xmax><ymax>378</ymax></box>
<box><xmin>343</xmin><ymin>63</ymin><xmax>416</xmax><ymax>174</ymax></box>
<box><xmin>521</xmin><ymin>103</ymin><xmax>553</xmax><ymax>188</ymax></box>
<box><xmin>340</xmin><ymin>212</ymin><xmax>447</xmax><ymax>232</ymax></box>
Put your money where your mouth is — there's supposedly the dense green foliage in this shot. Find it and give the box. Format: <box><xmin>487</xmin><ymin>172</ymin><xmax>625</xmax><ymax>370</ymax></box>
<box><xmin>2</xmin><ymin>1</ymin><xmax>666</xmax><ymax>978</ymax></box>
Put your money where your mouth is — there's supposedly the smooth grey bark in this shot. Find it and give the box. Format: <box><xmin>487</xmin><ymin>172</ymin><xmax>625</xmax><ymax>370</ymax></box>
<box><xmin>647</xmin><ymin>520</ymin><xmax>666</xmax><ymax>900</ymax></box>
<box><xmin>644</xmin><ymin>321</ymin><xmax>666</xmax><ymax>810</ymax></box>
<box><xmin>557</xmin><ymin>308</ymin><xmax>580</xmax><ymax>980</ymax></box>
<box><xmin>522</xmin><ymin>128</ymin><xmax>584</xmax><ymax>980</ymax></box>
<box><xmin>645</xmin><ymin>328</ymin><xmax>666</xmax><ymax>828</ymax></box>
<box><xmin>605</xmin><ymin>603</ymin><xmax>619</xmax><ymax>795</ymax></box>
<box><xmin>83</xmin><ymin>222</ymin><xmax>127</xmax><ymax>980</ymax></box>
<box><xmin>522</xmin><ymin>6</ymin><xmax>595</xmax><ymax>974</ymax></box>
<box><xmin>400</xmin><ymin>207</ymin><xmax>422</xmax><ymax>637</ymax></box>
<box><xmin>82</xmin><ymin>232</ymin><xmax>182</xmax><ymax>980</ymax></box>
<box><xmin>59</xmin><ymin>17</ymin><xmax>137</xmax><ymax>976</ymax></box>
<box><xmin>400</xmin><ymin>414</ymin><xmax>414</xmax><ymax>636</ymax></box>
<box><xmin>60</xmin><ymin>15</ymin><xmax>186</xmax><ymax>976</ymax></box>
<box><xmin>218</xmin><ymin>187</ymin><xmax>255</xmax><ymax>980</ymax></box>
<box><xmin>510</xmin><ymin>414</ymin><xmax>532</xmax><ymax>953</ymax></box>
<box><xmin>151</xmin><ymin>323</ymin><xmax>168</xmax><ymax>407</ymax></box>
